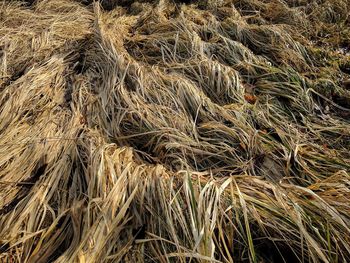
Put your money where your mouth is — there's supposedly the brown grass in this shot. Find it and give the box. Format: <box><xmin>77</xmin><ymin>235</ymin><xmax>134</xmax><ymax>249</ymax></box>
<box><xmin>0</xmin><ymin>0</ymin><xmax>350</xmax><ymax>262</ymax></box>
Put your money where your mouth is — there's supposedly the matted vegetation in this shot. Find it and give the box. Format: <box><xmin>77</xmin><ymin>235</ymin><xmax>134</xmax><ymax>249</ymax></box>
<box><xmin>0</xmin><ymin>0</ymin><xmax>349</xmax><ymax>262</ymax></box>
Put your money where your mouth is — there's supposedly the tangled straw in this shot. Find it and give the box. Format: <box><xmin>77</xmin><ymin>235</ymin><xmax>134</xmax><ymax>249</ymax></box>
<box><xmin>0</xmin><ymin>0</ymin><xmax>350</xmax><ymax>262</ymax></box>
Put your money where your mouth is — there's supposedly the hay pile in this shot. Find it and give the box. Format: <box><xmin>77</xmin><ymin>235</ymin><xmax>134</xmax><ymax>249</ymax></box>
<box><xmin>0</xmin><ymin>0</ymin><xmax>350</xmax><ymax>262</ymax></box>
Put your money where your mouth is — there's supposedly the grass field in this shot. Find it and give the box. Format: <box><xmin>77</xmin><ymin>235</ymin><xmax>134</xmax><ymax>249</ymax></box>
<box><xmin>0</xmin><ymin>0</ymin><xmax>349</xmax><ymax>262</ymax></box>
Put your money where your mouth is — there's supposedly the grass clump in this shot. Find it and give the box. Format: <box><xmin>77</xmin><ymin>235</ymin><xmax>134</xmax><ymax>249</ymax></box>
<box><xmin>0</xmin><ymin>0</ymin><xmax>350</xmax><ymax>262</ymax></box>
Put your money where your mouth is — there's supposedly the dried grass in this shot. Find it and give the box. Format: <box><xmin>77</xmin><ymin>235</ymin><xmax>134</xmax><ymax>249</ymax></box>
<box><xmin>0</xmin><ymin>0</ymin><xmax>350</xmax><ymax>262</ymax></box>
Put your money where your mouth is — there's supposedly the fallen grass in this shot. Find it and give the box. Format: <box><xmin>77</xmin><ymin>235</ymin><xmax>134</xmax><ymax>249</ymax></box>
<box><xmin>0</xmin><ymin>0</ymin><xmax>349</xmax><ymax>262</ymax></box>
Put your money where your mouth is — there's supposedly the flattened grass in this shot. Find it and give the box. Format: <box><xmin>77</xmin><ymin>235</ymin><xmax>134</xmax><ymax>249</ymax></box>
<box><xmin>0</xmin><ymin>0</ymin><xmax>349</xmax><ymax>262</ymax></box>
